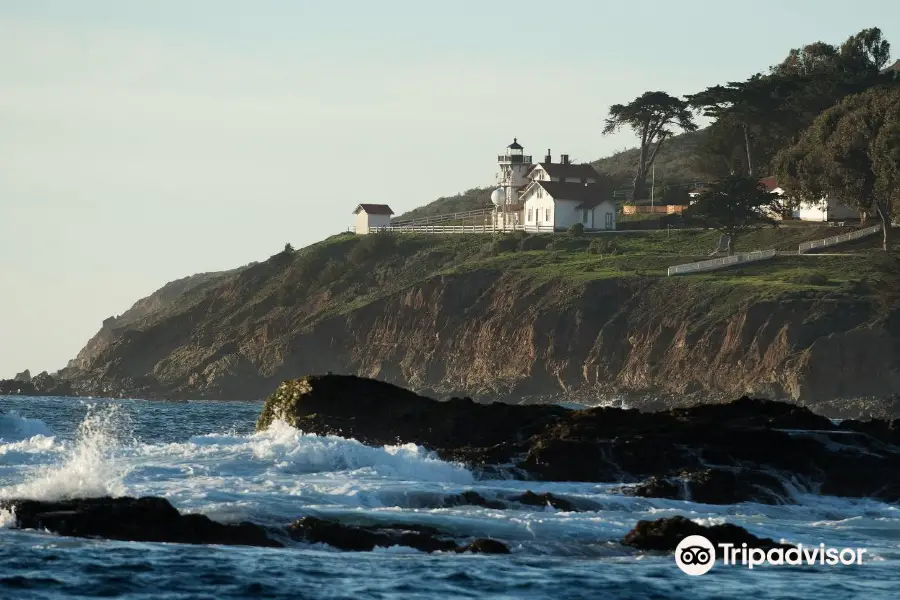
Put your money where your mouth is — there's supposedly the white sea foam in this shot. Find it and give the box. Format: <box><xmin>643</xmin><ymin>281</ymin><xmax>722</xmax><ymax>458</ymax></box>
<box><xmin>136</xmin><ymin>420</ymin><xmax>474</xmax><ymax>484</ymax></box>
<box><xmin>1</xmin><ymin>404</ymin><xmax>129</xmax><ymax>501</ymax></box>
<box><xmin>4</xmin><ymin>399</ymin><xmax>900</xmax><ymax>564</ymax></box>
<box><xmin>0</xmin><ymin>507</ymin><xmax>15</xmax><ymax>529</ymax></box>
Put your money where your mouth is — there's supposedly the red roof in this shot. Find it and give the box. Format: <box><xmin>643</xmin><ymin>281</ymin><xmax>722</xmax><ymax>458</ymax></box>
<box><xmin>353</xmin><ymin>204</ymin><xmax>394</xmax><ymax>215</ymax></box>
<box><xmin>759</xmin><ymin>176</ymin><xmax>780</xmax><ymax>192</ymax></box>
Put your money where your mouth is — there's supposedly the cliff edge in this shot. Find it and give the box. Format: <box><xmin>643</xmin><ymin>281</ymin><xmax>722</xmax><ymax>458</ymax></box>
<box><xmin>55</xmin><ymin>230</ymin><xmax>900</xmax><ymax>417</ymax></box>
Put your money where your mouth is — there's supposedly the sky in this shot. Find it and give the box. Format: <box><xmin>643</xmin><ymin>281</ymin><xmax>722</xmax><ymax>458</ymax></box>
<box><xmin>1</xmin><ymin>0</ymin><xmax>898</xmax><ymax>377</ymax></box>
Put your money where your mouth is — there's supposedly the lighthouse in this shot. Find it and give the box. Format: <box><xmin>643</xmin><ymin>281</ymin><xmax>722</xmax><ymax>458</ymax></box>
<box><xmin>494</xmin><ymin>138</ymin><xmax>532</xmax><ymax>230</ymax></box>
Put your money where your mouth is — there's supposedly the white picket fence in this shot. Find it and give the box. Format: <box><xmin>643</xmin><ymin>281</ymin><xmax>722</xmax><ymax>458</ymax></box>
<box><xmin>370</xmin><ymin>224</ymin><xmax>499</xmax><ymax>234</ymax></box>
<box><xmin>797</xmin><ymin>224</ymin><xmax>882</xmax><ymax>253</ymax></box>
<box><xmin>667</xmin><ymin>249</ymin><xmax>776</xmax><ymax>276</ymax></box>
<box><xmin>365</xmin><ymin>223</ymin><xmax>559</xmax><ymax>234</ymax></box>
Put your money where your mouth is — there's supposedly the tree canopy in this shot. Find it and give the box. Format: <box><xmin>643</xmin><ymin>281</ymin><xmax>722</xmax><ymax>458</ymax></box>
<box><xmin>690</xmin><ymin>27</ymin><xmax>893</xmax><ymax>180</ymax></box>
<box><xmin>602</xmin><ymin>91</ymin><xmax>697</xmax><ymax>201</ymax></box>
<box><xmin>775</xmin><ymin>85</ymin><xmax>900</xmax><ymax>250</ymax></box>
<box><xmin>687</xmin><ymin>175</ymin><xmax>779</xmax><ymax>241</ymax></box>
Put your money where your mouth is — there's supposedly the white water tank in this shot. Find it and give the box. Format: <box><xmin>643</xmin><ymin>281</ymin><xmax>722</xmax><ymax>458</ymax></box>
<box><xmin>490</xmin><ymin>188</ymin><xmax>505</xmax><ymax>206</ymax></box>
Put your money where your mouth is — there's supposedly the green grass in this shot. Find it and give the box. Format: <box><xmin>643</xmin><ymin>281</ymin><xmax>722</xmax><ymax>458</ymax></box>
<box><xmin>128</xmin><ymin>228</ymin><xmax>900</xmax><ymax>348</ymax></box>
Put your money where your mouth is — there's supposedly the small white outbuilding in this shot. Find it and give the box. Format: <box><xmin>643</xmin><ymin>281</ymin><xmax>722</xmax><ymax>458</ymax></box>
<box><xmin>353</xmin><ymin>204</ymin><xmax>395</xmax><ymax>234</ymax></box>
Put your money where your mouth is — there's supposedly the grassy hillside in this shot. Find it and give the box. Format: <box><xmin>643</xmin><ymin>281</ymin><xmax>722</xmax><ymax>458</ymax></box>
<box><xmin>393</xmin><ymin>187</ymin><xmax>493</xmax><ymax>222</ymax></box>
<box><xmin>81</xmin><ymin>225</ymin><xmax>893</xmax><ymax>343</ymax></box>
<box><xmin>278</xmin><ymin>226</ymin><xmax>896</xmax><ymax>319</ymax></box>
<box><xmin>590</xmin><ymin>129</ymin><xmax>708</xmax><ymax>190</ymax></box>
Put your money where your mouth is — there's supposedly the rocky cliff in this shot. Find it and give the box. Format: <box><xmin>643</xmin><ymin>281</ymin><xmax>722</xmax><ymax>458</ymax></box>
<box><xmin>55</xmin><ymin>232</ymin><xmax>900</xmax><ymax>417</ymax></box>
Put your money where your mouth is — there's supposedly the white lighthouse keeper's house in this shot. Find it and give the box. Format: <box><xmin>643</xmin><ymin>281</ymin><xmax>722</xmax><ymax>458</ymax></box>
<box><xmin>493</xmin><ymin>141</ymin><xmax>616</xmax><ymax>232</ymax></box>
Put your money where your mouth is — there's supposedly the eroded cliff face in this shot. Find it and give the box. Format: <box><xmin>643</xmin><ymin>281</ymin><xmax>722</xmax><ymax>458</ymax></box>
<box><xmin>296</xmin><ymin>273</ymin><xmax>900</xmax><ymax>414</ymax></box>
<box><xmin>58</xmin><ymin>244</ymin><xmax>900</xmax><ymax>418</ymax></box>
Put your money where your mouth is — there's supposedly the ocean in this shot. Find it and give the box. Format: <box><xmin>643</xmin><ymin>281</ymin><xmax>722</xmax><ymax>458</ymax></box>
<box><xmin>2</xmin><ymin>395</ymin><xmax>899</xmax><ymax>599</ymax></box>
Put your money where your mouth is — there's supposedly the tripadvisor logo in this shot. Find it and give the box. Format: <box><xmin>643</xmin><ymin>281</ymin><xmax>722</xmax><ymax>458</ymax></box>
<box><xmin>675</xmin><ymin>535</ymin><xmax>867</xmax><ymax>576</ymax></box>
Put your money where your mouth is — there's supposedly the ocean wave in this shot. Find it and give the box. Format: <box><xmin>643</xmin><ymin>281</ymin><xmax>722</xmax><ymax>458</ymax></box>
<box><xmin>0</xmin><ymin>404</ymin><xmax>129</xmax><ymax>501</ymax></box>
<box><xmin>0</xmin><ymin>412</ymin><xmax>54</xmax><ymax>443</ymax></box>
<box><xmin>134</xmin><ymin>420</ymin><xmax>474</xmax><ymax>484</ymax></box>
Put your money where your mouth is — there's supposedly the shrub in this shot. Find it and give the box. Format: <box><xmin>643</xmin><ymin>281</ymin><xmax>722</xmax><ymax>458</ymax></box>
<box><xmin>283</xmin><ymin>242</ymin><xmax>295</xmax><ymax>253</ymax></box>
<box><xmin>518</xmin><ymin>234</ymin><xmax>547</xmax><ymax>251</ymax></box>
<box><xmin>588</xmin><ymin>239</ymin><xmax>618</xmax><ymax>255</ymax></box>
<box><xmin>491</xmin><ymin>235</ymin><xmax>519</xmax><ymax>253</ymax></box>
<box><xmin>568</xmin><ymin>223</ymin><xmax>584</xmax><ymax>235</ymax></box>
<box><xmin>318</xmin><ymin>258</ymin><xmax>346</xmax><ymax>285</ymax></box>
<box><xmin>348</xmin><ymin>232</ymin><xmax>396</xmax><ymax>264</ymax></box>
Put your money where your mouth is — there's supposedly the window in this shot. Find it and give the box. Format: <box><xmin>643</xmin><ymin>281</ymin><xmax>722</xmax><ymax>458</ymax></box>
<box><xmin>527</xmin><ymin>208</ymin><xmax>533</xmax><ymax>222</ymax></box>
<box><xmin>545</xmin><ymin>208</ymin><xmax>550</xmax><ymax>222</ymax></box>
<box><xmin>605</xmin><ymin>212</ymin><xmax>613</xmax><ymax>230</ymax></box>
<box><xmin>582</xmin><ymin>209</ymin><xmax>589</xmax><ymax>224</ymax></box>
<box><xmin>538</xmin><ymin>187</ymin><xmax>544</xmax><ymax>199</ymax></box>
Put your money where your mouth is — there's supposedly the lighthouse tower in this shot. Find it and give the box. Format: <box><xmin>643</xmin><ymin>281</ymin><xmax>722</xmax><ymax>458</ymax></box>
<box><xmin>494</xmin><ymin>138</ymin><xmax>532</xmax><ymax>229</ymax></box>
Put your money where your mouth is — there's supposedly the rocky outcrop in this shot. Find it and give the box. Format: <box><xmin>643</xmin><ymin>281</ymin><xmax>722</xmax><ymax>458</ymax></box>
<box><xmin>2</xmin><ymin>497</ymin><xmax>282</xmax><ymax>547</ymax></box>
<box><xmin>258</xmin><ymin>375</ymin><xmax>900</xmax><ymax>504</ymax></box>
<box><xmin>0</xmin><ymin>372</ymin><xmax>73</xmax><ymax>397</ymax></box>
<box><xmin>287</xmin><ymin>517</ymin><xmax>509</xmax><ymax>554</ymax></box>
<box><xmin>1</xmin><ymin>496</ymin><xmax>511</xmax><ymax>554</ymax></box>
<box><xmin>13</xmin><ymin>370</ymin><xmax>31</xmax><ymax>383</ymax></box>
<box><xmin>622</xmin><ymin>516</ymin><xmax>792</xmax><ymax>552</ymax></box>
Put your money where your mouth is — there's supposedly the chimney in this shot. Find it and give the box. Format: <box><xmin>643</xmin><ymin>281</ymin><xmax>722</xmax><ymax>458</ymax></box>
<box><xmin>544</xmin><ymin>149</ymin><xmax>552</xmax><ymax>163</ymax></box>
<box><xmin>561</xmin><ymin>154</ymin><xmax>570</xmax><ymax>165</ymax></box>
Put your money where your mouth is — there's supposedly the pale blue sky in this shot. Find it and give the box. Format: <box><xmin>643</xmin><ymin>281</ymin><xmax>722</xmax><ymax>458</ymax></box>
<box><xmin>1</xmin><ymin>0</ymin><xmax>897</xmax><ymax>376</ymax></box>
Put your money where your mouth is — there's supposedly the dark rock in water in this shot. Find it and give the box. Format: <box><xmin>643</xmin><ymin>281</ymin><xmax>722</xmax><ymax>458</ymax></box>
<box><xmin>443</xmin><ymin>491</ymin><xmax>506</xmax><ymax>510</ymax></box>
<box><xmin>509</xmin><ymin>491</ymin><xmax>577</xmax><ymax>512</ymax></box>
<box><xmin>459</xmin><ymin>538</ymin><xmax>511</xmax><ymax>554</ymax></box>
<box><xmin>623</xmin><ymin>477</ymin><xmax>682</xmax><ymax>501</ymax></box>
<box><xmin>0</xmin><ymin>379</ymin><xmax>37</xmax><ymax>396</ymax></box>
<box><xmin>622</xmin><ymin>516</ymin><xmax>792</xmax><ymax>553</ymax></box>
<box><xmin>257</xmin><ymin>376</ymin><xmax>567</xmax><ymax>453</ymax></box>
<box><xmin>625</xmin><ymin>469</ymin><xmax>788</xmax><ymax>505</ymax></box>
<box><xmin>1</xmin><ymin>372</ymin><xmax>73</xmax><ymax>397</ymax></box>
<box><xmin>287</xmin><ymin>516</ymin><xmax>456</xmax><ymax>552</ymax></box>
<box><xmin>2</xmin><ymin>497</ymin><xmax>282</xmax><ymax>548</ymax></box>
<box><xmin>287</xmin><ymin>516</ymin><xmax>509</xmax><ymax>554</ymax></box>
<box><xmin>257</xmin><ymin>375</ymin><xmax>900</xmax><ymax>504</ymax></box>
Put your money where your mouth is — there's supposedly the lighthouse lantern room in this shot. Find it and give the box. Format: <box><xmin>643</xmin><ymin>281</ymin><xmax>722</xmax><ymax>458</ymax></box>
<box><xmin>494</xmin><ymin>138</ymin><xmax>532</xmax><ymax>230</ymax></box>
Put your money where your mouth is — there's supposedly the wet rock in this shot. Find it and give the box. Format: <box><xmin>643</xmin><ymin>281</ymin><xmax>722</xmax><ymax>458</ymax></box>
<box><xmin>287</xmin><ymin>516</ymin><xmax>508</xmax><ymax>554</ymax></box>
<box><xmin>509</xmin><ymin>491</ymin><xmax>577</xmax><ymax>512</ymax></box>
<box><xmin>256</xmin><ymin>376</ymin><xmax>566</xmax><ymax>452</ymax></box>
<box><xmin>287</xmin><ymin>517</ymin><xmax>457</xmax><ymax>552</ymax></box>
<box><xmin>622</xmin><ymin>516</ymin><xmax>792</xmax><ymax>553</ymax></box>
<box><xmin>2</xmin><ymin>497</ymin><xmax>282</xmax><ymax>548</ymax></box>
<box><xmin>0</xmin><ymin>379</ymin><xmax>37</xmax><ymax>396</ymax></box>
<box><xmin>444</xmin><ymin>491</ymin><xmax>506</xmax><ymax>510</ymax></box>
<box><xmin>622</xmin><ymin>477</ymin><xmax>682</xmax><ymax>501</ymax></box>
<box><xmin>258</xmin><ymin>375</ymin><xmax>900</xmax><ymax>504</ymax></box>
<box><xmin>625</xmin><ymin>469</ymin><xmax>789</xmax><ymax>505</ymax></box>
<box><xmin>1</xmin><ymin>372</ymin><xmax>72</xmax><ymax>397</ymax></box>
<box><xmin>458</xmin><ymin>538</ymin><xmax>511</xmax><ymax>554</ymax></box>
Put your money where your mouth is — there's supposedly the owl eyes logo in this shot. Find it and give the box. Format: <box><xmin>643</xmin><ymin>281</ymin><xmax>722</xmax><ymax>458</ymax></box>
<box><xmin>675</xmin><ymin>535</ymin><xmax>716</xmax><ymax>575</ymax></box>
